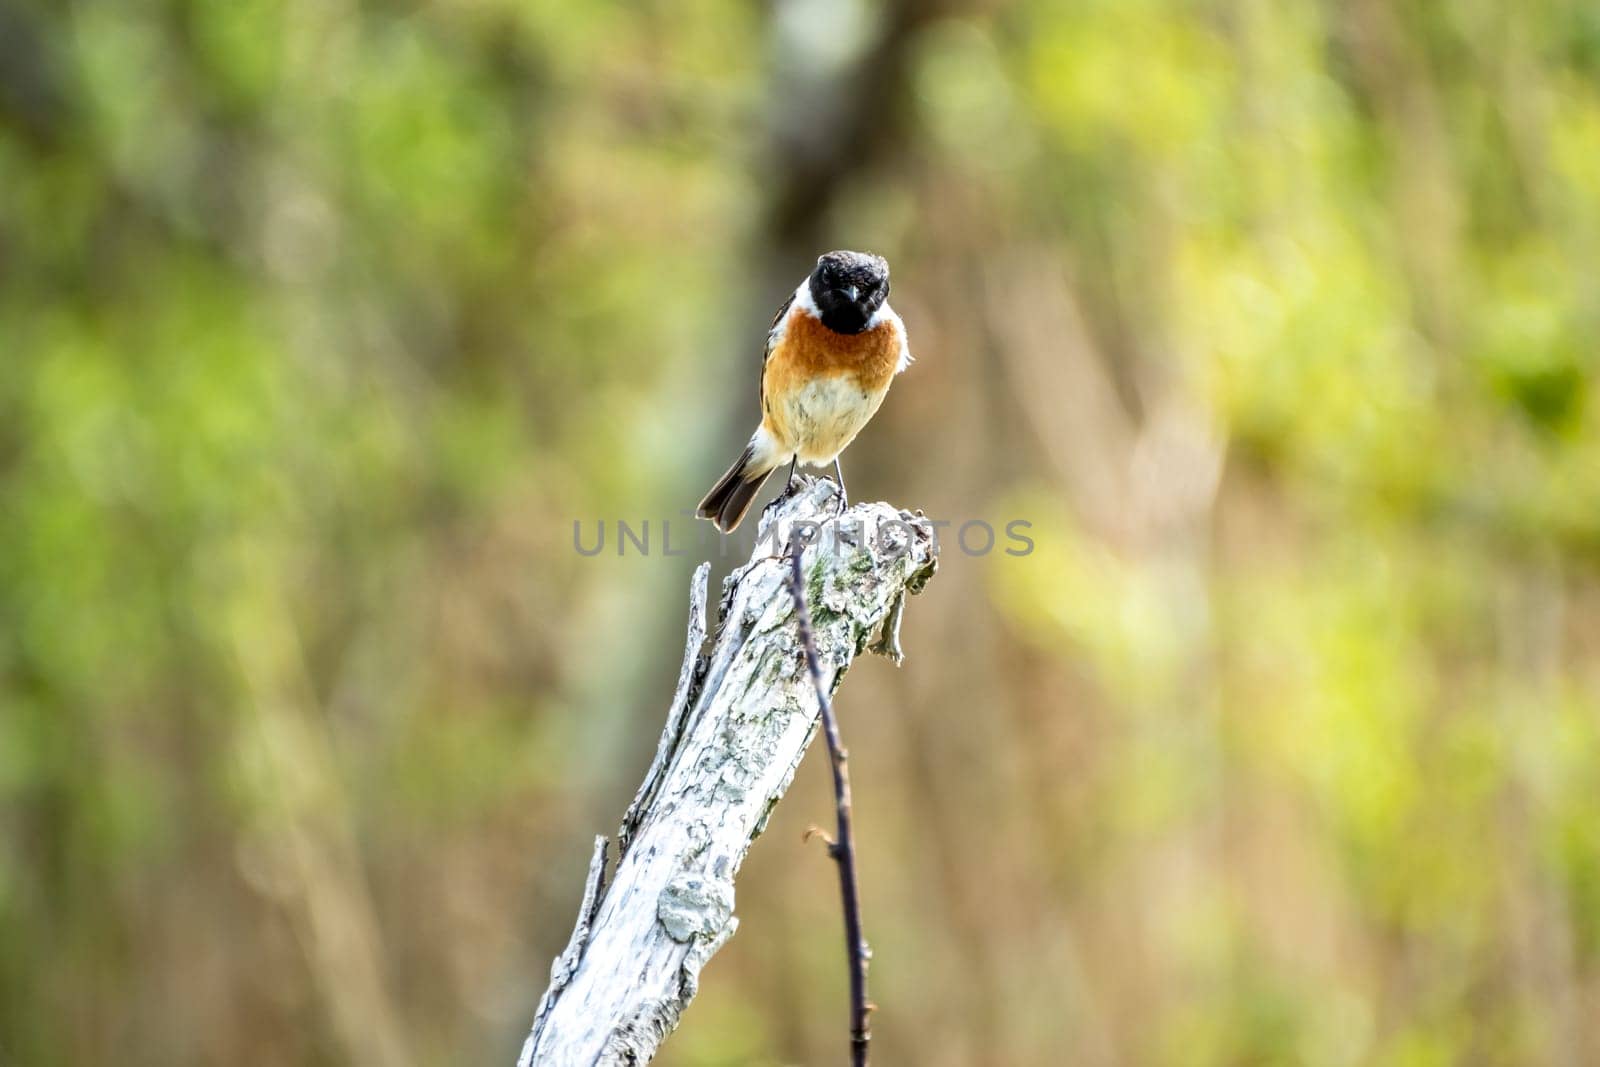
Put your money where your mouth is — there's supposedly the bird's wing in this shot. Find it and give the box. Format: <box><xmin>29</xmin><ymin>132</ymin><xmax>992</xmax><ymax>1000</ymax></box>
<box><xmin>759</xmin><ymin>290</ymin><xmax>796</xmax><ymax>415</ymax></box>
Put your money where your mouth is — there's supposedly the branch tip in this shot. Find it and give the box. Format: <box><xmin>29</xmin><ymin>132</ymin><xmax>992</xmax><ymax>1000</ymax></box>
<box><xmin>802</xmin><ymin>825</ymin><xmax>837</xmax><ymax>848</ymax></box>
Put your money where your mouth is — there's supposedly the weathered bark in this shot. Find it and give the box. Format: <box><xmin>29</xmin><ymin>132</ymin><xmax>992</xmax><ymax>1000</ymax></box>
<box><xmin>519</xmin><ymin>480</ymin><xmax>938</xmax><ymax>1066</ymax></box>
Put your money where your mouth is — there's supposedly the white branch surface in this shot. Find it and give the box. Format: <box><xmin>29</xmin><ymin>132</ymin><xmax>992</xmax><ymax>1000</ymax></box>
<box><xmin>520</xmin><ymin>480</ymin><xmax>938</xmax><ymax>1066</ymax></box>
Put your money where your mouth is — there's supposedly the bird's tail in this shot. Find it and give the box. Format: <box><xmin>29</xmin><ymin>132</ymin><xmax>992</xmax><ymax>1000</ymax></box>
<box><xmin>697</xmin><ymin>431</ymin><xmax>783</xmax><ymax>533</ymax></box>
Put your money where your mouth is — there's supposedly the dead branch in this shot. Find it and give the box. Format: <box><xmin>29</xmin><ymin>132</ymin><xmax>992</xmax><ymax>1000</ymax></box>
<box><xmin>518</xmin><ymin>479</ymin><xmax>936</xmax><ymax>1065</ymax></box>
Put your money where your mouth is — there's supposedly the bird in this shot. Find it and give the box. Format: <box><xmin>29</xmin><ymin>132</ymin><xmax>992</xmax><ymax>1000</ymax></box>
<box><xmin>697</xmin><ymin>250</ymin><xmax>912</xmax><ymax>533</ymax></box>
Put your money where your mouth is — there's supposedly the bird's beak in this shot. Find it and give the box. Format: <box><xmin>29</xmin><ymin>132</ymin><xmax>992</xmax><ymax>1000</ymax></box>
<box><xmin>843</xmin><ymin>285</ymin><xmax>860</xmax><ymax>303</ymax></box>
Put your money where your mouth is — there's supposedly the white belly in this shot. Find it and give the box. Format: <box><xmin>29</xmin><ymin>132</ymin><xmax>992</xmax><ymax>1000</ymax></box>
<box><xmin>777</xmin><ymin>376</ymin><xmax>887</xmax><ymax>464</ymax></box>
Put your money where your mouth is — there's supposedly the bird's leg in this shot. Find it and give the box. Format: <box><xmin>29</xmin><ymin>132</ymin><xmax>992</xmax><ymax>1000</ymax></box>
<box><xmin>760</xmin><ymin>456</ymin><xmax>804</xmax><ymax>535</ymax></box>
<box><xmin>832</xmin><ymin>457</ymin><xmax>849</xmax><ymax>512</ymax></box>
<box><xmin>761</xmin><ymin>457</ymin><xmax>802</xmax><ymax>529</ymax></box>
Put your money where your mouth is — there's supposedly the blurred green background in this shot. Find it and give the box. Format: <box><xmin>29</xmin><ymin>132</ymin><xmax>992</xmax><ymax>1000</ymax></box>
<box><xmin>4</xmin><ymin>0</ymin><xmax>1600</xmax><ymax>1063</ymax></box>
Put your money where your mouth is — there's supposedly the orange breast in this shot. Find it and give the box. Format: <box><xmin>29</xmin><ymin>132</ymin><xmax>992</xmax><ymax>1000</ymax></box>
<box><xmin>762</xmin><ymin>310</ymin><xmax>900</xmax><ymax>411</ymax></box>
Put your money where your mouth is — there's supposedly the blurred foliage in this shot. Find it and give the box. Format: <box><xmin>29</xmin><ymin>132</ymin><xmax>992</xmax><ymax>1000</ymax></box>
<box><xmin>3</xmin><ymin>0</ymin><xmax>1600</xmax><ymax>1064</ymax></box>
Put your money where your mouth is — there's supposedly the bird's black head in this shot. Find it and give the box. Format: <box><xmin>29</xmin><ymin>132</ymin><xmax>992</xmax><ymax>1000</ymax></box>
<box><xmin>808</xmin><ymin>250</ymin><xmax>889</xmax><ymax>335</ymax></box>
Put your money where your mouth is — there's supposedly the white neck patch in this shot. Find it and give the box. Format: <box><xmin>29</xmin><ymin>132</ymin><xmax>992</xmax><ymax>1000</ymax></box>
<box><xmin>791</xmin><ymin>279</ymin><xmax>821</xmax><ymax>317</ymax></box>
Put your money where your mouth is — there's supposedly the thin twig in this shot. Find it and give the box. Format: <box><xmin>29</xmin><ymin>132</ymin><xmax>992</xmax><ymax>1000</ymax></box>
<box><xmin>786</xmin><ymin>548</ymin><xmax>871</xmax><ymax>1067</ymax></box>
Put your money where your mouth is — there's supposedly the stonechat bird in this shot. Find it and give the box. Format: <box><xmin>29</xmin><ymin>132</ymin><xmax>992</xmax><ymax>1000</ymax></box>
<box><xmin>697</xmin><ymin>250</ymin><xmax>912</xmax><ymax>533</ymax></box>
